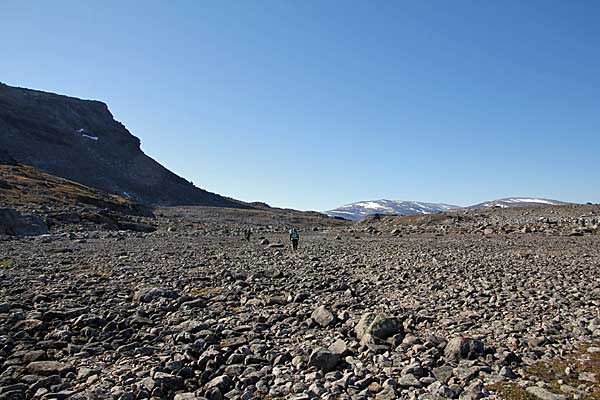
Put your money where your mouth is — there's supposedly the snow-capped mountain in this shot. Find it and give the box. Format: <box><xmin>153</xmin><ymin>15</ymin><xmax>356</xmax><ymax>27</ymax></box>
<box><xmin>326</xmin><ymin>197</ymin><xmax>572</xmax><ymax>221</ymax></box>
<box><xmin>468</xmin><ymin>198</ymin><xmax>570</xmax><ymax>209</ymax></box>
<box><xmin>325</xmin><ymin>200</ymin><xmax>460</xmax><ymax>221</ymax></box>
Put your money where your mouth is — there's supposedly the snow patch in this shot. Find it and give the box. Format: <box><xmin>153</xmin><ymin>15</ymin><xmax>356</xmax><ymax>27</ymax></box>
<box><xmin>507</xmin><ymin>198</ymin><xmax>558</xmax><ymax>205</ymax></box>
<box><xmin>82</xmin><ymin>134</ymin><xmax>99</xmax><ymax>141</ymax></box>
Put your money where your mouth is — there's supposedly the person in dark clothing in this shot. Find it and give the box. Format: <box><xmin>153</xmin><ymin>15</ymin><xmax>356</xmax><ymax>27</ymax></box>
<box><xmin>290</xmin><ymin>229</ymin><xmax>300</xmax><ymax>251</ymax></box>
<box><xmin>244</xmin><ymin>229</ymin><xmax>251</xmax><ymax>241</ymax></box>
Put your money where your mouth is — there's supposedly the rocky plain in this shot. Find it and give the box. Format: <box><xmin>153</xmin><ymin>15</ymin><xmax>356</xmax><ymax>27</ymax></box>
<box><xmin>1</xmin><ymin>204</ymin><xmax>600</xmax><ymax>400</ymax></box>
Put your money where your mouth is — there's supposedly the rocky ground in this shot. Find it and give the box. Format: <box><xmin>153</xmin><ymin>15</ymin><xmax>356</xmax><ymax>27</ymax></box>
<box><xmin>1</xmin><ymin>205</ymin><xmax>600</xmax><ymax>400</ymax></box>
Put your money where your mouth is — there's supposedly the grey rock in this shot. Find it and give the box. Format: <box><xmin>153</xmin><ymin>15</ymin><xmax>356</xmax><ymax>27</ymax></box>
<box><xmin>311</xmin><ymin>306</ymin><xmax>335</xmax><ymax>327</ymax></box>
<box><xmin>309</xmin><ymin>348</ymin><xmax>340</xmax><ymax>372</ymax></box>
<box><xmin>26</xmin><ymin>361</ymin><xmax>71</xmax><ymax>376</ymax></box>
<box><xmin>398</xmin><ymin>374</ymin><xmax>421</xmax><ymax>388</ymax></box>
<box><xmin>134</xmin><ymin>287</ymin><xmax>179</xmax><ymax>303</ymax></box>
<box><xmin>525</xmin><ymin>386</ymin><xmax>566</xmax><ymax>400</ymax></box>
<box><xmin>328</xmin><ymin>339</ymin><xmax>348</xmax><ymax>355</ymax></box>
<box><xmin>432</xmin><ymin>366</ymin><xmax>454</xmax><ymax>384</ymax></box>
<box><xmin>153</xmin><ymin>372</ymin><xmax>184</xmax><ymax>390</ymax></box>
<box><xmin>355</xmin><ymin>313</ymin><xmax>403</xmax><ymax>342</ymax></box>
<box><xmin>444</xmin><ymin>337</ymin><xmax>485</xmax><ymax>361</ymax></box>
<box><xmin>205</xmin><ymin>375</ymin><xmax>232</xmax><ymax>393</ymax></box>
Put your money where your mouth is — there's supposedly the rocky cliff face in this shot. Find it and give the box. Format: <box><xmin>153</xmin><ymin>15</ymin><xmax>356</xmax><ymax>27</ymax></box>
<box><xmin>0</xmin><ymin>83</ymin><xmax>248</xmax><ymax>207</ymax></box>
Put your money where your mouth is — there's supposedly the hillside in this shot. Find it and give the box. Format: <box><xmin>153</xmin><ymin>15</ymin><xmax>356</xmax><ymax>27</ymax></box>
<box><xmin>0</xmin><ymin>163</ymin><xmax>157</xmax><ymax>232</ymax></box>
<box><xmin>0</xmin><ymin>82</ymin><xmax>249</xmax><ymax>208</ymax></box>
<box><xmin>0</xmin><ymin>163</ymin><xmax>149</xmax><ymax>215</ymax></box>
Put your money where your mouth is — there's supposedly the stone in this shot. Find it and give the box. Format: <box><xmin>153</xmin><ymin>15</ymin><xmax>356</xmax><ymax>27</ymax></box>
<box><xmin>429</xmin><ymin>381</ymin><xmax>454</xmax><ymax>398</ymax></box>
<box><xmin>205</xmin><ymin>375</ymin><xmax>232</xmax><ymax>393</ymax></box>
<box><xmin>308</xmin><ymin>348</ymin><xmax>340</xmax><ymax>372</ymax></box>
<box><xmin>459</xmin><ymin>381</ymin><xmax>487</xmax><ymax>400</ymax></box>
<box><xmin>355</xmin><ymin>313</ymin><xmax>403</xmax><ymax>342</ymax></box>
<box><xmin>134</xmin><ymin>287</ymin><xmax>179</xmax><ymax>303</ymax></box>
<box><xmin>577</xmin><ymin>371</ymin><xmax>596</xmax><ymax>382</ymax></box>
<box><xmin>444</xmin><ymin>337</ymin><xmax>485</xmax><ymax>361</ymax></box>
<box><xmin>499</xmin><ymin>366</ymin><xmax>517</xmax><ymax>379</ymax></box>
<box><xmin>375</xmin><ymin>386</ymin><xmax>397</xmax><ymax>400</ymax></box>
<box><xmin>174</xmin><ymin>394</ymin><xmax>198</xmax><ymax>400</ymax></box>
<box><xmin>432</xmin><ymin>365</ymin><xmax>454</xmax><ymax>384</ymax></box>
<box><xmin>153</xmin><ymin>372</ymin><xmax>184</xmax><ymax>390</ymax></box>
<box><xmin>525</xmin><ymin>386</ymin><xmax>567</xmax><ymax>400</ymax></box>
<box><xmin>453</xmin><ymin>364</ymin><xmax>480</xmax><ymax>382</ymax></box>
<box><xmin>77</xmin><ymin>367</ymin><xmax>99</xmax><ymax>380</ymax></box>
<box><xmin>311</xmin><ymin>306</ymin><xmax>335</xmax><ymax>327</ymax></box>
<box><xmin>328</xmin><ymin>339</ymin><xmax>348</xmax><ymax>355</ymax></box>
<box><xmin>398</xmin><ymin>374</ymin><xmax>421</xmax><ymax>388</ymax></box>
<box><xmin>26</xmin><ymin>361</ymin><xmax>71</xmax><ymax>376</ymax></box>
<box><xmin>139</xmin><ymin>377</ymin><xmax>156</xmax><ymax>392</ymax></box>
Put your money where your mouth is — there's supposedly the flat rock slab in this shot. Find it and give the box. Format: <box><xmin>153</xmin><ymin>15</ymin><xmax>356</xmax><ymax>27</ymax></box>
<box><xmin>526</xmin><ymin>386</ymin><xmax>567</xmax><ymax>400</ymax></box>
<box><xmin>26</xmin><ymin>361</ymin><xmax>72</xmax><ymax>376</ymax></box>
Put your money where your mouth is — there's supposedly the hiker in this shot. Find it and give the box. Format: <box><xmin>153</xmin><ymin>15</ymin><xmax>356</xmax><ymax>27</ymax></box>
<box><xmin>244</xmin><ymin>229</ymin><xmax>251</xmax><ymax>241</ymax></box>
<box><xmin>290</xmin><ymin>229</ymin><xmax>300</xmax><ymax>251</ymax></box>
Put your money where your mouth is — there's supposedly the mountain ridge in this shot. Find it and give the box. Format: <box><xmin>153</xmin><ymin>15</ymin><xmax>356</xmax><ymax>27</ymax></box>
<box><xmin>325</xmin><ymin>199</ymin><xmax>460</xmax><ymax>221</ymax></box>
<box><xmin>326</xmin><ymin>197</ymin><xmax>572</xmax><ymax>221</ymax></box>
<box><xmin>0</xmin><ymin>82</ymin><xmax>250</xmax><ymax>208</ymax></box>
<box><xmin>467</xmin><ymin>197</ymin><xmax>569</xmax><ymax>209</ymax></box>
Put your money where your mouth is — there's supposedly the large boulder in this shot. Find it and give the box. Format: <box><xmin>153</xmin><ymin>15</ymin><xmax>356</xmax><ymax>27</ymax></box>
<box><xmin>153</xmin><ymin>372</ymin><xmax>184</xmax><ymax>390</ymax></box>
<box><xmin>311</xmin><ymin>305</ymin><xmax>336</xmax><ymax>327</ymax></box>
<box><xmin>309</xmin><ymin>348</ymin><xmax>340</xmax><ymax>372</ymax></box>
<box><xmin>26</xmin><ymin>361</ymin><xmax>72</xmax><ymax>376</ymax></box>
<box><xmin>134</xmin><ymin>287</ymin><xmax>179</xmax><ymax>303</ymax></box>
<box><xmin>204</xmin><ymin>375</ymin><xmax>232</xmax><ymax>393</ymax></box>
<box><xmin>355</xmin><ymin>312</ymin><xmax>403</xmax><ymax>344</ymax></box>
<box><xmin>0</xmin><ymin>208</ymin><xmax>48</xmax><ymax>236</ymax></box>
<box><xmin>444</xmin><ymin>337</ymin><xmax>485</xmax><ymax>361</ymax></box>
<box><xmin>525</xmin><ymin>386</ymin><xmax>566</xmax><ymax>400</ymax></box>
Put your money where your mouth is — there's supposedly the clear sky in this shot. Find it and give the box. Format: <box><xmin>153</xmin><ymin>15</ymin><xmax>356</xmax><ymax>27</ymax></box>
<box><xmin>2</xmin><ymin>1</ymin><xmax>599</xmax><ymax>210</ymax></box>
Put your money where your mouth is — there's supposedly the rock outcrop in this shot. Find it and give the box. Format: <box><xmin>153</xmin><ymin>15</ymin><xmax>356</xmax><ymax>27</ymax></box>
<box><xmin>0</xmin><ymin>208</ymin><xmax>48</xmax><ymax>236</ymax></box>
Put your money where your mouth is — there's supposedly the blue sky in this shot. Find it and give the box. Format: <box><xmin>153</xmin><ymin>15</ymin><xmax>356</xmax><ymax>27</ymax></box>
<box><xmin>2</xmin><ymin>1</ymin><xmax>599</xmax><ymax>210</ymax></box>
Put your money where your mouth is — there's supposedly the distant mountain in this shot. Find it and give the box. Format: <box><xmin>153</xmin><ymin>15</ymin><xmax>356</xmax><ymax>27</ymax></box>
<box><xmin>325</xmin><ymin>200</ymin><xmax>460</xmax><ymax>221</ymax></box>
<box><xmin>0</xmin><ymin>82</ymin><xmax>249</xmax><ymax>208</ymax></box>
<box><xmin>468</xmin><ymin>197</ymin><xmax>570</xmax><ymax>209</ymax></box>
<box><xmin>326</xmin><ymin>197</ymin><xmax>572</xmax><ymax>221</ymax></box>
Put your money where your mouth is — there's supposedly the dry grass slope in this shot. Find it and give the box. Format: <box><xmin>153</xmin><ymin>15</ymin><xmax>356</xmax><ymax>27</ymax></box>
<box><xmin>0</xmin><ymin>164</ymin><xmax>149</xmax><ymax>216</ymax></box>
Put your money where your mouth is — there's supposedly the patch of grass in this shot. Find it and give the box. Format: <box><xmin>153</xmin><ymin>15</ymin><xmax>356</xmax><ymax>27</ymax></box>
<box><xmin>488</xmin><ymin>342</ymin><xmax>600</xmax><ymax>400</ymax></box>
<box><xmin>526</xmin><ymin>359</ymin><xmax>571</xmax><ymax>394</ymax></box>
<box><xmin>0</xmin><ymin>260</ymin><xmax>13</xmax><ymax>267</ymax></box>
<box><xmin>487</xmin><ymin>383</ymin><xmax>537</xmax><ymax>400</ymax></box>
